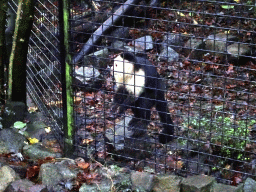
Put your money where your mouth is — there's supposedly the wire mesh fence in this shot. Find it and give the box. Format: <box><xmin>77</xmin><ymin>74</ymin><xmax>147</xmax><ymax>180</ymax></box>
<box><xmin>26</xmin><ymin>0</ymin><xmax>256</xmax><ymax>185</ymax></box>
<box><xmin>69</xmin><ymin>0</ymin><xmax>256</xmax><ymax>184</ymax></box>
<box><xmin>26</xmin><ymin>0</ymin><xmax>64</xmax><ymax>145</ymax></box>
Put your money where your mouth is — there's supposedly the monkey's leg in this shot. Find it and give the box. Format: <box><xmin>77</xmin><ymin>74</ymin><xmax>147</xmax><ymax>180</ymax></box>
<box><xmin>156</xmin><ymin>95</ymin><xmax>174</xmax><ymax>144</ymax></box>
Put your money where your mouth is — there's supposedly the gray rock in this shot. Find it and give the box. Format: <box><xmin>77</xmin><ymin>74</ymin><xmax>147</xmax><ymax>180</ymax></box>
<box><xmin>0</xmin><ymin>128</ymin><xmax>27</xmax><ymax>154</ymax></box>
<box><xmin>244</xmin><ymin>177</ymin><xmax>256</xmax><ymax>192</ymax></box>
<box><xmin>75</xmin><ymin>66</ymin><xmax>100</xmax><ymax>84</ymax></box>
<box><xmin>28</xmin><ymin>184</ymin><xmax>48</xmax><ymax>192</ymax></box>
<box><xmin>105</xmin><ymin>115</ymin><xmax>134</xmax><ymax>151</ymax></box>
<box><xmin>123</xmin><ymin>45</ymin><xmax>142</xmax><ymax>53</ymax></box>
<box><xmin>184</xmin><ymin>37</ymin><xmax>205</xmax><ymax>58</ymax></box>
<box><xmin>105</xmin><ymin>115</ymin><xmax>152</xmax><ymax>160</ymax></box>
<box><xmin>163</xmin><ymin>33</ymin><xmax>185</xmax><ymax>46</ymax></box>
<box><xmin>0</xmin><ymin>166</ymin><xmax>20</xmax><ymax>192</ymax></box>
<box><xmin>89</xmin><ymin>48</ymin><xmax>109</xmax><ymax>58</ymax></box>
<box><xmin>158</xmin><ymin>46</ymin><xmax>179</xmax><ymax>62</ymax></box>
<box><xmin>111</xmin><ymin>40</ymin><xmax>126</xmax><ymax>50</ymax></box>
<box><xmin>4</xmin><ymin>179</ymin><xmax>34</xmax><ymax>192</ymax></box>
<box><xmin>38</xmin><ymin>159</ymin><xmax>80</xmax><ymax>190</ymax></box>
<box><xmin>212</xmin><ymin>182</ymin><xmax>243</xmax><ymax>192</ymax></box>
<box><xmin>111</xmin><ymin>41</ymin><xmax>143</xmax><ymax>54</ymax></box>
<box><xmin>79</xmin><ymin>182</ymin><xmax>110</xmax><ymax>192</ymax></box>
<box><xmin>181</xmin><ymin>175</ymin><xmax>215</xmax><ymax>192</ymax></box>
<box><xmin>74</xmin><ymin>65</ymin><xmax>104</xmax><ymax>91</ymax></box>
<box><xmin>205</xmin><ymin>33</ymin><xmax>237</xmax><ymax>54</ymax></box>
<box><xmin>133</xmin><ymin>36</ymin><xmax>154</xmax><ymax>51</ymax></box>
<box><xmin>227</xmin><ymin>43</ymin><xmax>250</xmax><ymax>56</ymax></box>
<box><xmin>152</xmin><ymin>175</ymin><xmax>182</xmax><ymax>192</ymax></box>
<box><xmin>23</xmin><ymin>143</ymin><xmax>62</xmax><ymax>160</ymax></box>
<box><xmin>131</xmin><ymin>171</ymin><xmax>155</xmax><ymax>192</ymax></box>
<box><xmin>227</xmin><ymin>43</ymin><xmax>251</xmax><ymax>63</ymax></box>
<box><xmin>79</xmin><ymin>165</ymin><xmax>132</xmax><ymax>192</ymax></box>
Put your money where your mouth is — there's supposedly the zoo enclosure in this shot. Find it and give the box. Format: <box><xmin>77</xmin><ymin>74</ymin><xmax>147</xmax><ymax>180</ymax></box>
<box><xmin>27</xmin><ymin>0</ymin><xmax>256</xmax><ymax>185</ymax></box>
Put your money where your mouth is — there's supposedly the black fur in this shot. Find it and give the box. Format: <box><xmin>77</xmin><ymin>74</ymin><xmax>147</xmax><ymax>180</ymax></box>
<box><xmin>111</xmin><ymin>52</ymin><xmax>174</xmax><ymax>144</ymax></box>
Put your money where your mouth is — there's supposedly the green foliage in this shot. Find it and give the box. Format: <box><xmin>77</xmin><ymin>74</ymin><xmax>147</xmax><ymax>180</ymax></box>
<box><xmin>13</xmin><ymin>121</ymin><xmax>26</xmax><ymax>129</ymax></box>
<box><xmin>221</xmin><ymin>5</ymin><xmax>235</xmax><ymax>9</ymax></box>
<box><xmin>182</xmin><ymin>109</ymin><xmax>255</xmax><ymax>160</ymax></box>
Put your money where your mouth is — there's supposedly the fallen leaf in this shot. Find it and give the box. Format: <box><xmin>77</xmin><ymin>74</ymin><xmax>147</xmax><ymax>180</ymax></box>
<box><xmin>28</xmin><ymin>138</ymin><xmax>39</xmax><ymax>144</ymax></box>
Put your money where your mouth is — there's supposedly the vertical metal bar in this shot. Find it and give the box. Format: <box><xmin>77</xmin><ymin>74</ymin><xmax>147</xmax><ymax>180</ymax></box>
<box><xmin>59</xmin><ymin>0</ymin><xmax>74</xmax><ymax>157</ymax></box>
